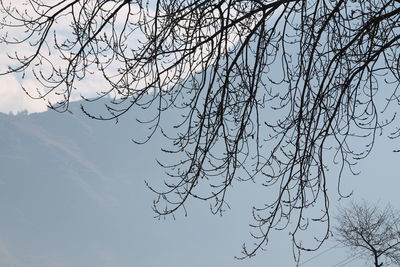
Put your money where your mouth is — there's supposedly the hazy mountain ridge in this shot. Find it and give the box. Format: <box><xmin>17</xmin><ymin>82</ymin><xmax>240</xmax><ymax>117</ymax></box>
<box><xmin>0</xmin><ymin>103</ymin><xmax>158</xmax><ymax>266</ymax></box>
<box><xmin>0</xmin><ymin>101</ymin><xmax>273</xmax><ymax>267</ymax></box>
<box><xmin>0</xmin><ymin>101</ymin><xmax>366</xmax><ymax>267</ymax></box>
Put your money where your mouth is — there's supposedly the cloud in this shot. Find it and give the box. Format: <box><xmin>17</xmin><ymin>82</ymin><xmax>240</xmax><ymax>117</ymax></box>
<box><xmin>0</xmin><ymin>73</ymin><xmax>49</xmax><ymax>114</ymax></box>
<box><xmin>0</xmin><ymin>2</ymin><xmax>284</xmax><ymax>115</ymax></box>
<box><xmin>0</xmin><ymin>1</ymin><xmax>149</xmax><ymax>114</ymax></box>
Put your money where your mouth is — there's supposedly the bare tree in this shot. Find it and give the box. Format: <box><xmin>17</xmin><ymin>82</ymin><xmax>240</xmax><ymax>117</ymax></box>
<box><xmin>1</xmin><ymin>0</ymin><xmax>400</xmax><ymax>258</ymax></box>
<box><xmin>335</xmin><ymin>201</ymin><xmax>400</xmax><ymax>267</ymax></box>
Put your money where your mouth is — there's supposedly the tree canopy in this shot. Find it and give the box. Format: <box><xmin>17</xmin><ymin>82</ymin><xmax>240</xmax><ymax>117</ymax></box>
<box><xmin>335</xmin><ymin>201</ymin><xmax>400</xmax><ymax>267</ymax></box>
<box><xmin>1</xmin><ymin>0</ymin><xmax>400</xmax><ymax>258</ymax></box>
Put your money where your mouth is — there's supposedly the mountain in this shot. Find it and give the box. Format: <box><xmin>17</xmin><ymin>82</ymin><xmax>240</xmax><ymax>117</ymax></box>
<box><xmin>0</xmin><ymin>102</ymin><xmax>278</xmax><ymax>267</ymax></box>
<box><xmin>0</xmin><ymin>100</ymin><xmax>390</xmax><ymax>267</ymax></box>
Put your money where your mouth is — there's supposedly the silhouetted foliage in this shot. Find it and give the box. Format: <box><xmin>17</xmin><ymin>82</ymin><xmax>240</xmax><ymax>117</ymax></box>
<box><xmin>1</xmin><ymin>0</ymin><xmax>400</xmax><ymax>258</ymax></box>
<box><xmin>335</xmin><ymin>201</ymin><xmax>400</xmax><ymax>267</ymax></box>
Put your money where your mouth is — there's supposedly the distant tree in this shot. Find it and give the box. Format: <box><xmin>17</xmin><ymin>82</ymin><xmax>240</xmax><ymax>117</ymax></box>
<box><xmin>335</xmin><ymin>201</ymin><xmax>400</xmax><ymax>267</ymax></box>
<box><xmin>1</xmin><ymin>0</ymin><xmax>400</xmax><ymax>258</ymax></box>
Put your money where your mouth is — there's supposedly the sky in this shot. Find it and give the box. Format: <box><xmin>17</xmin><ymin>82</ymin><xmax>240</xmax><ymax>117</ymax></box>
<box><xmin>1</xmin><ymin>2</ymin><xmax>400</xmax><ymax>267</ymax></box>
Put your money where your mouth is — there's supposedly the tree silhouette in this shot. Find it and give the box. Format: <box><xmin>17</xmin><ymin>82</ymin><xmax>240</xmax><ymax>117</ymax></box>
<box><xmin>335</xmin><ymin>201</ymin><xmax>400</xmax><ymax>267</ymax></box>
<box><xmin>1</xmin><ymin>0</ymin><xmax>400</xmax><ymax>258</ymax></box>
